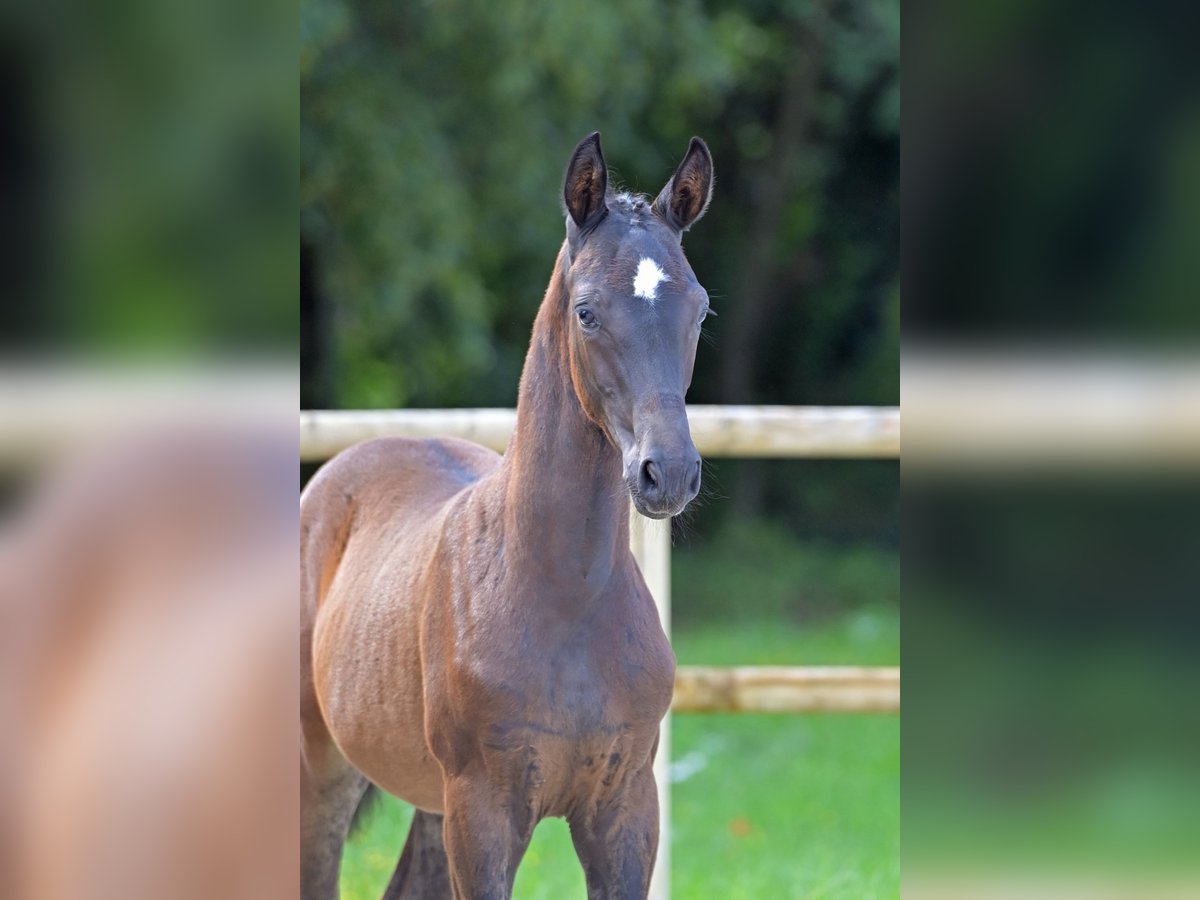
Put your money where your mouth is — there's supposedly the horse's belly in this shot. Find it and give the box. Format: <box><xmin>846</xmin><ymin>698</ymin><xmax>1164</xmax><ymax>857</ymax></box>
<box><xmin>318</xmin><ymin>649</ymin><xmax>447</xmax><ymax>811</ymax></box>
<box><xmin>350</xmin><ymin>732</ymin><xmax>445</xmax><ymax>814</ymax></box>
<box><xmin>313</xmin><ymin>576</ymin><xmax>446</xmax><ymax>813</ymax></box>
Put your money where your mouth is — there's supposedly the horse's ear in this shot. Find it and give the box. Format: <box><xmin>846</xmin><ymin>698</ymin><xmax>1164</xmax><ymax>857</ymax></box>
<box><xmin>653</xmin><ymin>137</ymin><xmax>714</xmax><ymax>234</ymax></box>
<box><xmin>563</xmin><ymin>132</ymin><xmax>608</xmax><ymax>231</ymax></box>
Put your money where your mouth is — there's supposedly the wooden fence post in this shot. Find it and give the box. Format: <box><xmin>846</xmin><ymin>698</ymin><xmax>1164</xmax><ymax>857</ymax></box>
<box><xmin>629</xmin><ymin>508</ymin><xmax>672</xmax><ymax>900</ymax></box>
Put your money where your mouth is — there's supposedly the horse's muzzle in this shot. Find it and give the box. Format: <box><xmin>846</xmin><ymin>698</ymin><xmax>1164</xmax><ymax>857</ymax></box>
<box><xmin>628</xmin><ymin>452</ymin><xmax>701</xmax><ymax>519</ymax></box>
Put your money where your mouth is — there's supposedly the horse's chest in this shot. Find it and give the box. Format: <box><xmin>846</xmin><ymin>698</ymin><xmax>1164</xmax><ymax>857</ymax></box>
<box><xmin>462</xmin><ymin>621</ymin><xmax>670</xmax><ymax>731</ymax></box>
<box><xmin>463</xmin><ymin>648</ymin><xmax>666</xmax><ymax>817</ymax></box>
<box><xmin>428</xmin><ymin>591</ymin><xmax>675</xmax><ymax>796</ymax></box>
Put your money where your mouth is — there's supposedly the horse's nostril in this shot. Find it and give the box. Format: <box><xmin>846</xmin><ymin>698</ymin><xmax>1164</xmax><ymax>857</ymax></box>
<box><xmin>688</xmin><ymin>459</ymin><xmax>702</xmax><ymax>494</ymax></box>
<box><xmin>639</xmin><ymin>458</ymin><xmax>660</xmax><ymax>494</ymax></box>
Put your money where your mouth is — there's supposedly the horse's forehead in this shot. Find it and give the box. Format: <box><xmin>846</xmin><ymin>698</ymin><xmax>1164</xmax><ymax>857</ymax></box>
<box><xmin>600</xmin><ymin>231</ymin><xmax>688</xmax><ymax>298</ymax></box>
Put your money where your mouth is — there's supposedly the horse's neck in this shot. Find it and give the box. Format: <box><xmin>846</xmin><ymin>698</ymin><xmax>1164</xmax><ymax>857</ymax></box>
<box><xmin>498</xmin><ymin>248</ymin><xmax>629</xmax><ymax>588</ymax></box>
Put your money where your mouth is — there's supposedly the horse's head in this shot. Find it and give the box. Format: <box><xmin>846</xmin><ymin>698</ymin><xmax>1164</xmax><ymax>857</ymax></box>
<box><xmin>560</xmin><ymin>132</ymin><xmax>714</xmax><ymax>519</ymax></box>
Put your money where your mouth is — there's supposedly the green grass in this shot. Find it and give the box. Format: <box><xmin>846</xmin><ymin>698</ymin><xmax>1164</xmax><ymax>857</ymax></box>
<box><xmin>340</xmin><ymin>607</ymin><xmax>899</xmax><ymax>899</ymax></box>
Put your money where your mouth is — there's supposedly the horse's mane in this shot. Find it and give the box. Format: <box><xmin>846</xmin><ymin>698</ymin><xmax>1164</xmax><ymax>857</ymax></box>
<box><xmin>607</xmin><ymin>190</ymin><xmax>654</xmax><ymax>226</ymax></box>
<box><xmin>608</xmin><ymin>189</ymin><xmax>651</xmax><ymax>210</ymax></box>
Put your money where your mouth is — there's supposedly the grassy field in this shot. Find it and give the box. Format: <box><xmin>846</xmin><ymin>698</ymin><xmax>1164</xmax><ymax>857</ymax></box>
<box><xmin>340</xmin><ymin>604</ymin><xmax>899</xmax><ymax>899</ymax></box>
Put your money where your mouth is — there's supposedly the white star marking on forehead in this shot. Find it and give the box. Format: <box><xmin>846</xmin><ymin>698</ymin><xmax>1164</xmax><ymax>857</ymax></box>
<box><xmin>632</xmin><ymin>257</ymin><xmax>669</xmax><ymax>303</ymax></box>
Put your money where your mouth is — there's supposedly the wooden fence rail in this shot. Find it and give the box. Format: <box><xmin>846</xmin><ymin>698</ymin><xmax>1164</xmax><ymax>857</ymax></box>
<box><xmin>300</xmin><ymin>406</ymin><xmax>901</xmax><ymax>461</ymax></box>
<box><xmin>673</xmin><ymin>666</ymin><xmax>900</xmax><ymax>713</ymax></box>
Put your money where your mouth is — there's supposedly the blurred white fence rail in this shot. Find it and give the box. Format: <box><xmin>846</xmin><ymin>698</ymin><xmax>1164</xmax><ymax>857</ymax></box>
<box><xmin>0</xmin><ymin>367</ymin><xmax>297</xmax><ymax>467</ymax></box>
<box><xmin>902</xmin><ymin>354</ymin><xmax>1200</xmax><ymax>467</ymax></box>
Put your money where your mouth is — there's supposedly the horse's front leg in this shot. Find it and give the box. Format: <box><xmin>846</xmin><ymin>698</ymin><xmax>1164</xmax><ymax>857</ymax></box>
<box><xmin>569</xmin><ymin>763</ymin><xmax>660</xmax><ymax>900</ymax></box>
<box><xmin>442</xmin><ymin>773</ymin><xmax>534</xmax><ymax>900</ymax></box>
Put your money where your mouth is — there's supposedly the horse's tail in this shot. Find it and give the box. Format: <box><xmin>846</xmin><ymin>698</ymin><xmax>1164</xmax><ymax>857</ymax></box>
<box><xmin>349</xmin><ymin>783</ymin><xmax>381</xmax><ymax>836</ymax></box>
<box><xmin>381</xmin><ymin>809</ymin><xmax>450</xmax><ymax>899</ymax></box>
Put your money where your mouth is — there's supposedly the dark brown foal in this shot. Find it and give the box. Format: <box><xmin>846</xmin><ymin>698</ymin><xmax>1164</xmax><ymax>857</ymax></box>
<box><xmin>301</xmin><ymin>132</ymin><xmax>715</xmax><ymax>899</ymax></box>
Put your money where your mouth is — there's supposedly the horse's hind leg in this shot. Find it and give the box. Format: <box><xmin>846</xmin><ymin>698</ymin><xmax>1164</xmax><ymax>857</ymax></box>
<box><xmin>301</xmin><ymin>604</ymin><xmax>365</xmax><ymax>898</ymax></box>
<box><xmin>381</xmin><ymin>810</ymin><xmax>451</xmax><ymax>900</ymax></box>
<box><xmin>302</xmin><ymin>473</ymin><xmax>369</xmax><ymax>898</ymax></box>
<box><xmin>301</xmin><ymin>742</ymin><xmax>368</xmax><ymax>900</ymax></box>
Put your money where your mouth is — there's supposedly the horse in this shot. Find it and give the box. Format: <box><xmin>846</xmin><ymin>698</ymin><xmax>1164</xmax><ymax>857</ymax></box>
<box><xmin>301</xmin><ymin>131</ymin><xmax>715</xmax><ymax>900</ymax></box>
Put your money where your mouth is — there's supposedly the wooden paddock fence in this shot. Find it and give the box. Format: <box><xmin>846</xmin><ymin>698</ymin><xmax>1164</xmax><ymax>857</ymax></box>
<box><xmin>302</xmin><ymin>404</ymin><xmax>899</xmax><ymax>900</ymax></box>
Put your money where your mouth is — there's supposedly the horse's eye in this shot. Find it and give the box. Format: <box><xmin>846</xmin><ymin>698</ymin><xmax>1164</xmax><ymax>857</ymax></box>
<box><xmin>577</xmin><ymin>307</ymin><xmax>598</xmax><ymax>329</ymax></box>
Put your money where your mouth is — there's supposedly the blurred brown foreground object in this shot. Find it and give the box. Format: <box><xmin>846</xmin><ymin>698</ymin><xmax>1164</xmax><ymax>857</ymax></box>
<box><xmin>0</xmin><ymin>413</ymin><xmax>297</xmax><ymax>900</ymax></box>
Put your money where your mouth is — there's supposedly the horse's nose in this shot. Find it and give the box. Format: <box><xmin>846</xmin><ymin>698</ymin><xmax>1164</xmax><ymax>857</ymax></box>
<box><xmin>637</xmin><ymin>454</ymin><xmax>702</xmax><ymax>512</ymax></box>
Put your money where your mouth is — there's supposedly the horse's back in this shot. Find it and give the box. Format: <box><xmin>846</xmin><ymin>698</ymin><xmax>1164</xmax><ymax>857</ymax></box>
<box><xmin>303</xmin><ymin>435</ymin><xmax>499</xmax><ymax>514</ymax></box>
